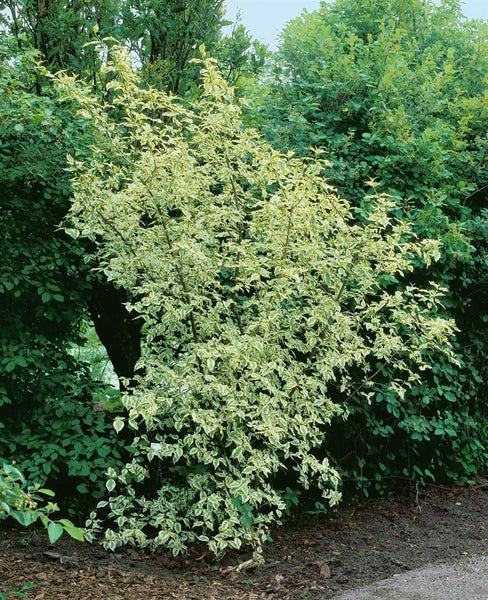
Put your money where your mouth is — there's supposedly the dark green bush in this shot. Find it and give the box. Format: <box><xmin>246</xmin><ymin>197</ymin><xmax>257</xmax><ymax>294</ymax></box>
<box><xmin>247</xmin><ymin>0</ymin><xmax>488</xmax><ymax>496</ymax></box>
<box><xmin>0</xmin><ymin>384</ymin><xmax>127</xmax><ymax>516</ymax></box>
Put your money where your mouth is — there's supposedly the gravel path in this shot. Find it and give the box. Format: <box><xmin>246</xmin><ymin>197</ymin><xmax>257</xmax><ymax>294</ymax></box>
<box><xmin>335</xmin><ymin>554</ymin><xmax>488</xmax><ymax>599</ymax></box>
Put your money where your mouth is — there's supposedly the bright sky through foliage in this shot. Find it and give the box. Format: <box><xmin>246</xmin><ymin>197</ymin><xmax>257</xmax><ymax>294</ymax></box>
<box><xmin>225</xmin><ymin>0</ymin><xmax>488</xmax><ymax>49</ymax></box>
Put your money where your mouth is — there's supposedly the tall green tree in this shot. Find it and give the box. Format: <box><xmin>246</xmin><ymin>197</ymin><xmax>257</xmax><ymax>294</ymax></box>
<box><xmin>0</xmin><ymin>44</ymin><xmax>88</xmax><ymax>416</ymax></box>
<box><xmin>121</xmin><ymin>0</ymin><xmax>224</xmax><ymax>93</ymax></box>
<box><xmin>118</xmin><ymin>0</ymin><xmax>267</xmax><ymax>95</ymax></box>
<box><xmin>252</xmin><ymin>0</ymin><xmax>487</xmax><ymax>202</ymax></box>
<box><xmin>247</xmin><ymin>0</ymin><xmax>488</xmax><ymax>493</ymax></box>
<box><xmin>0</xmin><ymin>0</ymin><xmax>121</xmax><ymax>88</ymax></box>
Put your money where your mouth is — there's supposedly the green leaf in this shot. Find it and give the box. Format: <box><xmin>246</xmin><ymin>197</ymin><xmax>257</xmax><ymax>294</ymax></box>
<box><xmin>76</xmin><ymin>483</ymin><xmax>89</xmax><ymax>494</ymax></box>
<box><xmin>0</xmin><ymin>501</ymin><xmax>11</xmax><ymax>515</ymax></box>
<box><xmin>444</xmin><ymin>391</ymin><xmax>457</xmax><ymax>402</ymax></box>
<box><xmin>59</xmin><ymin>519</ymin><xmax>85</xmax><ymax>541</ymax></box>
<box><xmin>47</xmin><ymin>521</ymin><xmax>64</xmax><ymax>544</ymax></box>
<box><xmin>97</xmin><ymin>445</ymin><xmax>111</xmax><ymax>457</ymax></box>
<box><xmin>10</xmin><ymin>510</ymin><xmax>36</xmax><ymax>527</ymax></box>
<box><xmin>241</xmin><ymin>513</ymin><xmax>253</xmax><ymax>528</ymax></box>
<box><xmin>5</xmin><ymin>361</ymin><xmax>16</xmax><ymax>373</ymax></box>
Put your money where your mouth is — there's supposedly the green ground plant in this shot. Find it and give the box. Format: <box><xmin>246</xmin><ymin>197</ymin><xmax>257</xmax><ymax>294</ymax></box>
<box><xmin>0</xmin><ymin>463</ymin><xmax>84</xmax><ymax>599</ymax></box>
<box><xmin>0</xmin><ymin>462</ymin><xmax>84</xmax><ymax>542</ymax></box>
<box><xmin>0</xmin><ymin>582</ymin><xmax>34</xmax><ymax>600</ymax></box>
<box><xmin>0</xmin><ymin>391</ymin><xmax>128</xmax><ymax>515</ymax></box>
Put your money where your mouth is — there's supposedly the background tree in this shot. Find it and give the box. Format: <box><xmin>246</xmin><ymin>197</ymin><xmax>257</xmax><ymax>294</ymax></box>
<box><xmin>120</xmin><ymin>0</ymin><xmax>268</xmax><ymax>94</ymax></box>
<box><xmin>250</xmin><ymin>0</ymin><xmax>487</xmax><ymax>202</ymax></box>
<box><xmin>121</xmin><ymin>0</ymin><xmax>243</xmax><ymax>93</ymax></box>
<box><xmin>246</xmin><ymin>0</ymin><xmax>488</xmax><ymax>494</ymax></box>
<box><xmin>0</xmin><ymin>0</ymin><xmax>121</xmax><ymax>89</ymax></box>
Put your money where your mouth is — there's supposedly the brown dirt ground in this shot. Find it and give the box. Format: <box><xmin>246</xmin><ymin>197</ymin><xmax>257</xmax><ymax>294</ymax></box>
<box><xmin>1</xmin><ymin>481</ymin><xmax>487</xmax><ymax>600</ymax></box>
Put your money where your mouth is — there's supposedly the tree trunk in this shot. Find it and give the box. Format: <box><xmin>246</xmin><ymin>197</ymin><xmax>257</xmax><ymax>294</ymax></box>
<box><xmin>87</xmin><ymin>278</ymin><xmax>141</xmax><ymax>389</ymax></box>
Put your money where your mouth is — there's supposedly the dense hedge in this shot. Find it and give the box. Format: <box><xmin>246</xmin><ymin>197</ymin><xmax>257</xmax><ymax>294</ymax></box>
<box><xmin>246</xmin><ymin>0</ymin><xmax>488</xmax><ymax>495</ymax></box>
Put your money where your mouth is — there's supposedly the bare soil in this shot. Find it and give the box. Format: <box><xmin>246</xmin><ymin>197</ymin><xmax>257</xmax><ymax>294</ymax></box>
<box><xmin>1</xmin><ymin>481</ymin><xmax>487</xmax><ymax>599</ymax></box>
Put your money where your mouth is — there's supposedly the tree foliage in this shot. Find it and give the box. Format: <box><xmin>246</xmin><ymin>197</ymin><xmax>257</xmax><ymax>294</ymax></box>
<box><xmin>252</xmin><ymin>0</ymin><xmax>487</xmax><ymax>200</ymax></box>
<box><xmin>0</xmin><ymin>46</ymin><xmax>130</xmax><ymax>508</ymax></box>
<box><xmin>0</xmin><ymin>46</ymin><xmax>89</xmax><ymax>416</ymax></box>
<box><xmin>0</xmin><ymin>0</ymin><xmax>266</xmax><ymax>94</ymax></box>
<box><xmin>63</xmin><ymin>49</ymin><xmax>456</xmax><ymax>555</ymax></box>
<box><xmin>246</xmin><ymin>0</ymin><xmax>488</xmax><ymax>494</ymax></box>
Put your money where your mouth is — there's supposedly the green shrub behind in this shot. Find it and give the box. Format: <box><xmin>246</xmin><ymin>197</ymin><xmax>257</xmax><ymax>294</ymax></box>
<box><xmin>247</xmin><ymin>0</ymin><xmax>488</xmax><ymax>495</ymax></box>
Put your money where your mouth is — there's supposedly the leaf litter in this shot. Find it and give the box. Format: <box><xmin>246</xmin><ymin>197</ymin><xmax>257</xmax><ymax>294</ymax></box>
<box><xmin>0</xmin><ymin>482</ymin><xmax>486</xmax><ymax>599</ymax></box>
